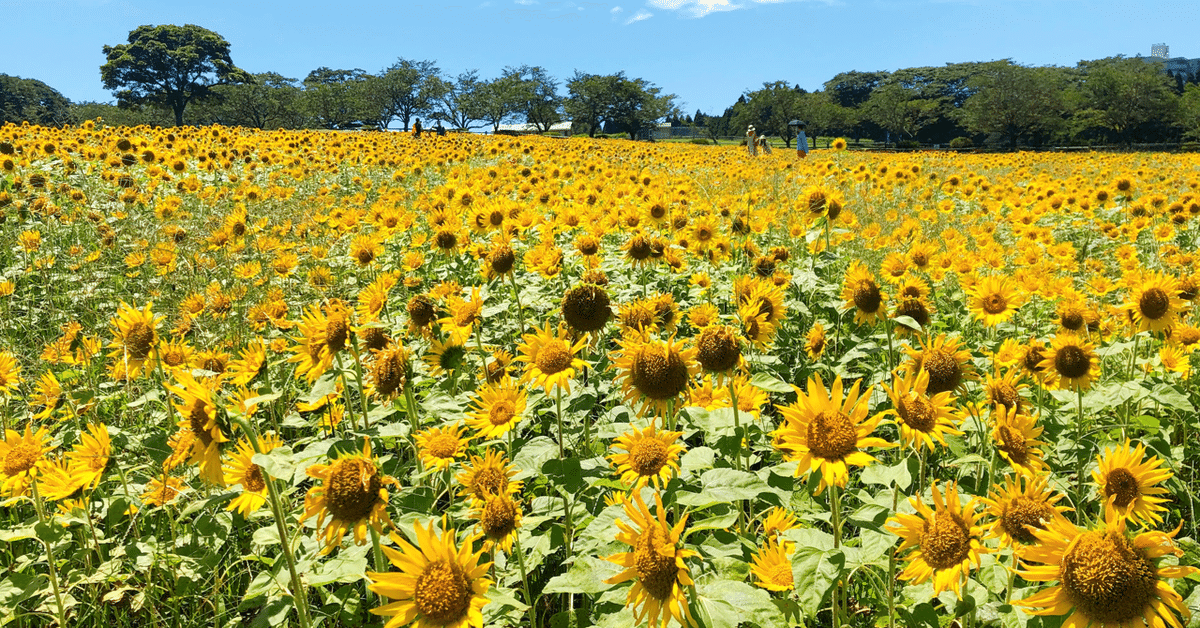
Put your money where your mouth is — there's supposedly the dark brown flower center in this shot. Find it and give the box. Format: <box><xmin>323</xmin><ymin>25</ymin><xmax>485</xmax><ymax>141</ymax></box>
<box><xmin>324</xmin><ymin>458</ymin><xmax>382</xmax><ymax>522</ymax></box>
<box><xmin>921</xmin><ymin>513</ymin><xmax>970</xmax><ymax>569</ymax></box>
<box><xmin>898</xmin><ymin>395</ymin><xmax>936</xmax><ymax>433</ymax></box>
<box><xmin>634</xmin><ymin>525</ymin><xmax>678</xmax><ymax>601</ymax></box>
<box><xmin>1000</xmin><ymin>496</ymin><xmax>1052</xmax><ymax>544</ymax></box>
<box><xmin>535</xmin><ymin>340</ymin><xmax>572</xmax><ymax>375</ymax></box>
<box><xmin>853</xmin><ymin>280</ymin><xmax>882</xmax><ymax>314</ymax></box>
<box><xmin>1138</xmin><ymin>288</ymin><xmax>1170</xmax><ymax>321</ymax></box>
<box><xmin>1054</xmin><ymin>345</ymin><xmax>1091</xmax><ymax>379</ymax></box>
<box><xmin>806</xmin><ymin>411</ymin><xmax>858</xmax><ymax>460</ymax></box>
<box><xmin>923</xmin><ymin>350</ymin><xmax>962</xmax><ymax>395</ymax></box>
<box><xmin>1059</xmin><ymin>530</ymin><xmax>1157</xmax><ymax>624</ymax></box>
<box><xmin>982</xmin><ymin>293</ymin><xmax>1008</xmax><ymax>315</ymax></box>
<box><xmin>631</xmin><ymin>346</ymin><xmax>690</xmax><ymax>401</ymax></box>
<box><xmin>629</xmin><ymin>438</ymin><xmax>669</xmax><ymax>477</ymax></box>
<box><xmin>1104</xmin><ymin>467</ymin><xmax>1140</xmax><ymax>509</ymax></box>
<box><xmin>998</xmin><ymin>425</ymin><xmax>1029</xmax><ymax>465</ymax></box>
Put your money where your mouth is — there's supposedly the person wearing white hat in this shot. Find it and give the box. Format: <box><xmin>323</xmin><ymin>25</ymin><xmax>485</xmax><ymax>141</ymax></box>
<box><xmin>746</xmin><ymin>125</ymin><xmax>758</xmax><ymax>157</ymax></box>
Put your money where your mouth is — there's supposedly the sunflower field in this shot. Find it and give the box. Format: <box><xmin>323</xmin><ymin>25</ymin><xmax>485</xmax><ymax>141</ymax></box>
<box><xmin>1</xmin><ymin>122</ymin><xmax>1199</xmax><ymax>628</ymax></box>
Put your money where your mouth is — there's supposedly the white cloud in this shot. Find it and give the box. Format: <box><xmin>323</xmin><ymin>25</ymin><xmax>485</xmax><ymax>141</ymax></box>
<box><xmin>648</xmin><ymin>0</ymin><xmax>826</xmax><ymax>18</ymax></box>
<box><xmin>611</xmin><ymin>5</ymin><xmax>623</xmax><ymax>12</ymax></box>
<box><xmin>514</xmin><ymin>0</ymin><xmax>537</xmax><ymax>4</ymax></box>
<box><xmin>625</xmin><ymin>8</ymin><xmax>653</xmax><ymax>22</ymax></box>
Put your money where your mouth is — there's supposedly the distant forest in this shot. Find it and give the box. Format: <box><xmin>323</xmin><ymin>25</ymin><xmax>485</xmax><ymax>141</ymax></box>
<box><xmin>4</xmin><ymin>24</ymin><xmax>1200</xmax><ymax>147</ymax></box>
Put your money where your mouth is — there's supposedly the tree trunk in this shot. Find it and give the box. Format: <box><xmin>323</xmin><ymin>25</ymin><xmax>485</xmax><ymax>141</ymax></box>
<box><xmin>173</xmin><ymin>104</ymin><xmax>185</xmax><ymax>127</ymax></box>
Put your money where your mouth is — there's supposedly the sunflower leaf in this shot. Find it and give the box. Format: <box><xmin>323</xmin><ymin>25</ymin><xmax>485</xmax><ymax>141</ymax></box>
<box><xmin>696</xmin><ymin>580</ymin><xmax>783</xmax><ymax>628</ymax></box>
<box><xmin>542</xmin><ymin>556</ymin><xmax>620</xmax><ymax>594</ymax></box>
<box><xmin>676</xmin><ymin>469</ymin><xmax>772</xmax><ymax>508</ymax></box>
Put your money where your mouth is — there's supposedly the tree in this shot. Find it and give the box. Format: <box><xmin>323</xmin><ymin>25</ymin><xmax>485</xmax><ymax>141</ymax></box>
<box><xmin>1076</xmin><ymin>57</ymin><xmax>1179</xmax><ymax>144</ymax></box>
<box><xmin>198</xmin><ymin>72</ymin><xmax>307</xmax><ymax>129</ymax></box>
<box><xmin>507</xmin><ymin>65</ymin><xmax>562</xmax><ymax>133</ymax></box>
<box><xmin>731</xmin><ymin>81</ymin><xmax>805</xmax><ymax>147</ymax></box>
<box><xmin>863</xmin><ymin>83</ymin><xmax>943</xmax><ymax>144</ymax></box>
<box><xmin>600</xmin><ymin>75</ymin><xmax>676</xmax><ymax>140</ymax></box>
<box><xmin>1179</xmin><ymin>83</ymin><xmax>1200</xmax><ymax>140</ymax></box>
<box><xmin>477</xmin><ymin>74</ymin><xmax>525</xmax><ymax>132</ymax></box>
<box><xmin>802</xmin><ymin>90</ymin><xmax>858</xmax><ymax>142</ymax></box>
<box><xmin>433</xmin><ymin>70</ymin><xmax>485</xmax><ymax>131</ymax></box>
<box><xmin>823</xmin><ymin>70</ymin><xmax>890</xmax><ymax>108</ymax></box>
<box><xmin>959</xmin><ymin>61</ymin><xmax>1074</xmax><ymax>146</ymax></box>
<box><xmin>100</xmin><ymin>24</ymin><xmax>251</xmax><ymax>126</ymax></box>
<box><xmin>565</xmin><ymin>71</ymin><xmax>620</xmax><ymax>137</ymax></box>
<box><xmin>301</xmin><ymin>68</ymin><xmax>369</xmax><ymax>130</ymax></box>
<box><xmin>0</xmin><ymin>75</ymin><xmax>71</xmax><ymax>126</ymax></box>
<box><xmin>373</xmin><ymin>59</ymin><xmax>445</xmax><ymax>131</ymax></box>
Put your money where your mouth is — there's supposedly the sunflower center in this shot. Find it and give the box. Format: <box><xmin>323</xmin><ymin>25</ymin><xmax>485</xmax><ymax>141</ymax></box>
<box><xmin>435</xmin><ymin>230</ymin><xmax>458</xmax><ymax>251</ymax></box>
<box><xmin>1104</xmin><ymin>468</ymin><xmax>1140</xmax><ymax>509</ymax></box>
<box><xmin>242</xmin><ymin>465</ymin><xmax>266</xmax><ymax>493</ymax></box>
<box><xmin>481</xmin><ymin>495</ymin><xmax>518</xmax><ymax>540</ymax></box>
<box><xmin>697</xmin><ymin>327</ymin><xmax>740</xmax><ymax>373</ymax></box>
<box><xmin>921</xmin><ymin>513</ymin><xmax>971</xmax><ymax>570</ymax></box>
<box><xmin>1054</xmin><ymin>346</ymin><xmax>1091</xmax><ymax>379</ymax></box>
<box><xmin>806</xmin><ymin>411</ymin><xmax>858</xmax><ymax>461</ymax></box>
<box><xmin>634</xmin><ymin>525</ymin><xmax>679</xmax><ymax>601</ymax></box>
<box><xmin>1023</xmin><ymin>346</ymin><xmax>1046</xmax><ymax>373</ymax></box>
<box><xmin>998</xmin><ymin>426</ymin><xmax>1029</xmax><ymax>465</ymax></box>
<box><xmin>766</xmin><ymin>561</ymin><xmax>794</xmax><ymax>588</ymax></box>
<box><xmin>426</xmin><ymin>434</ymin><xmax>460</xmax><ymax>459</ymax></box>
<box><xmin>562</xmin><ymin>285</ymin><xmax>611</xmax><ymax>333</ymax></box>
<box><xmin>324</xmin><ymin>458</ymin><xmax>382</xmax><ymax>523</ymax></box>
<box><xmin>852</xmin><ymin>280</ymin><xmax>882</xmax><ymax>314</ymax></box>
<box><xmin>895</xmin><ymin>299</ymin><xmax>930</xmax><ymax>328</ymax></box>
<box><xmin>1138</xmin><ymin>288</ymin><xmax>1170</xmax><ymax>321</ymax></box>
<box><xmin>923</xmin><ymin>350</ymin><xmax>962</xmax><ymax>395</ymax></box>
<box><xmin>1001</xmin><ymin>496</ymin><xmax>1052</xmax><ymax>545</ymax></box>
<box><xmin>631</xmin><ymin>346</ymin><xmax>690</xmax><ymax>401</ymax></box>
<box><xmin>471</xmin><ymin>467</ymin><xmax>506</xmax><ymax>500</ymax></box>
<box><xmin>628</xmin><ymin>237</ymin><xmax>652</xmax><ymax>260</ymax></box>
<box><xmin>408</xmin><ymin>296</ymin><xmax>436</xmax><ymax>327</ymax></box>
<box><xmin>535</xmin><ymin>340</ymin><xmax>572</xmax><ymax>375</ymax></box>
<box><xmin>326</xmin><ymin>317</ymin><xmax>349</xmax><ymax>352</ymax></box>
<box><xmin>990</xmin><ymin>383</ymin><xmax>1022</xmax><ymax>413</ymax></box>
<box><xmin>898</xmin><ymin>395</ymin><xmax>937</xmax><ymax>433</ymax></box>
<box><xmin>982</xmin><ymin>294</ymin><xmax>1008</xmax><ymax>315</ymax></box>
<box><xmin>188</xmin><ymin>401</ymin><xmax>215</xmax><ymax>446</ymax></box>
<box><xmin>629</xmin><ymin>438</ymin><xmax>669</xmax><ymax>477</ymax></box>
<box><xmin>489</xmin><ymin>247</ymin><xmax>515</xmax><ymax>274</ymax></box>
<box><xmin>414</xmin><ymin>560</ymin><xmax>471</xmax><ymax>625</ymax></box>
<box><xmin>1060</xmin><ymin>530</ymin><xmax>1158</xmax><ymax>625</ymax></box>
<box><xmin>3</xmin><ymin>443</ymin><xmax>40</xmax><ymax>476</ymax></box>
<box><xmin>1061</xmin><ymin>310</ymin><xmax>1084</xmax><ymax>331</ymax></box>
<box><xmin>489</xmin><ymin>400</ymin><xmax>516</xmax><ymax>427</ymax></box>
<box><xmin>125</xmin><ymin>322</ymin><xmax>155</xmax><ymax>360</ymax></box>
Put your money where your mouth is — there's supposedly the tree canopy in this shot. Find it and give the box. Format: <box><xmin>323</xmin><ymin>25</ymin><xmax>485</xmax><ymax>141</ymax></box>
<box><xmin>0</xmin><ymin>74</ymin><xmax>71</xmax><ymax>126</ymax></box>
<box><xmin>101</xmin><ymin>24</ymin><xmax>251</xmax><ymax>126</ymax></box>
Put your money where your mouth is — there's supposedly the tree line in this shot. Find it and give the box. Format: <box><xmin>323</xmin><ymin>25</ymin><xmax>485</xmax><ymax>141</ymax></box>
<box><xmin>3</xmin><ymin>23</ymin><xmax>1200</xmax><ymax>146</ymax></box>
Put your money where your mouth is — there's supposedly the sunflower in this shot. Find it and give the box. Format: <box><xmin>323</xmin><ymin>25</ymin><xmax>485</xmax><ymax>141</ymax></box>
<box><xmin>415</xmin><ymin>423</ymin><xmax>469</xmax><ymax>471</ymax></box>
<box><xmin>882</xmin><ymin>368</ymin><xmax>962</xmax><ymax>452</ymax></box>
<box><xmin>472</xmin><ymin>492</ymin><xmax>523</xmax><ymax>553</ymax></box>
<box><xmin>773</xmin><ymin>375</ymin><xmax>892</xmax><ymax>494</ymax></box>
<box><xmin>887</xmin><ymin>481</ymin><xmax>990</xmax><ymax>598</ymax></box>
<box><xmin>609</xmin><ymin>422</ymin><xmax>686</xmax><ymax>489</ymax></box>
<box><xmin>984</xmin><ymin>368</ymin><xmax>1028</xmax><ymax>414</ymax></box>
<box><xmin>805</xmin><ymin>321</ymin><xmax>828</xmax><ymax>360</ymax></box>
<box><xmin>1093</xmin><ymin>440</ymin><xmax>1173</xmax><ymax>526</ymax></box>
<box><xmin>456</xmin><ymin>449</ymin><xmax>522</xmax><ymax>506</ymax></box>
<box><xmin>611</xmin><ymin>333</ymin><xmax>700</xmax><ymax>415</ymax></box>
<box><xmin>303</xmin><ymin>437</ymin><xmax>398</xmax><ymax>554</ymax></box>
<box><xmin>1018</xmin><ymin>338</ymin><xmax>1050</xmax><ymax>382</ymax></box>
<box><xmin>992</xmin><ymin>405</ymin><xmax>1048</xmax><ymax>476</ymax></box>
<box><xmin>141</xmin><ymin>474</ymin><xmax>186</xmax><ymax>507</ymax></box>
<box><xmin>1039</xmin><ymin>333</ymin><xmax>1100</xmax><ymax>391</ymax></box>
<box><xmin>749</xmin><ymin>538</ymin><xmax>795</xmax><ymax>591</ymax></box>
<box><xmin>841</xmin><ymin>261</ymin><xmax>888</xmax><ymax>326</ymax></box>
<box><xmin>561</xmin><ymin>283</ymin><xmax>612</xmax><ymax>334</ymax></box>
<box><xmin>164</xmin><ymin>371</ymin><xmax>228</xmax><ymax>486</ymax></box>
<box><xmin>737</xmin><ymin>301</ymin><xmax>778</xmax><ymax>349</ymax></box>
<box><xmin>0</xmin><ymin>350</ymin><xmax>22</xmax><ymax>397</ymax></box>
<box><xmin>67</xmin><ymin>422</ymin><xmax>110</xmax><ymax>491</ymax></box>
<box><xmin>1017</xmin><ymin>512</ymin><xmax>1197</xmax><ymax>628</ymax></box>
<box><xmin>464</xmin><ymin>377</ymin><xmax>526</xmax><ymax>440</ymax></box>
<box><xmin>903</xmin><ymin>333</ymin><xmax>976</xmax><ymax>395</ymax></box>
<box><xmin>406</xmin><ymin>294</ymin><xmax>439</xmax><ymax>336</ymax></box>
<box><xmin>366</xmin><ymin>518</ymin><xmax>493</xmax><ymax>628</ymax></box>
<box><xmin>367</xmin><ymin>343</ymin><xmax>409</xmax><ymax>401</ymax></box>
<box><xmin>515</xmin><ymin>323</ymin><xmax>588</xmax><ymax>394</ymax></box>
<box><xmin>107</xmin><ymin>301</ymin><xmax>162</xmax><ymax>378</ymax></box>
<box><xmin>227</xmin><ymin>340</ymin><xmax>267</xmax><ymax>386</ymax></box>
<box><xmin>694</xmin><ymin>325</ymin><xmax>742</xmax><ymax>379</ymax></box>
<box><xmin>37</xmin><ymin>455</ymin><xmax>84</xmax><ymax>502</ymax></box>
<box><xmin>438</xmin><ymin>288</ymin><xmax>484</xmax><ymax>345</ymax></box>
<box><xmin>1125</xmin><ymin>272</ymin><xmax>1188</xmax><ymax>334</ymax></box>
<box><xmin>619</xmin><ymin>299</ymin><xmax>661</xmax><ymax>335</ymax></box>
<box><xmin>0</xmin><ymin>424</ymin><xmax>53</xmax><ymax>500</ymax></box>
<box><xmin>223</xmin><ymin>433</ymin><xmax>282</xmax><ymax>517</ymax></box>
<box><xmin>605</xmin><ymin>490</ymin><xmax>698</xmax><ymax>628</ymax></box>
<box><xmin>981</xmin><ymin>473</ymin><xmax>1070</xmax><ymax>548</ymax></box>
<box><xmin>967</xmin><ymin>275</ymin><xmax>1025</xmax><ymax>327</ymax></box>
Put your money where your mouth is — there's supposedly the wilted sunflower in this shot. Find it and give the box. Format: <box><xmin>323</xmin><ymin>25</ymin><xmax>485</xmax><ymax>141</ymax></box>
<box><xmin>967</xmin><ymin>275</ymin><xmax>1024</xmax><ymax>327</ymax></box>
<box><xmin>366</xmin><ymin>518</ymin><xmax>493</xmax><ymax>628</ymax></box>
<box><xmin>223</xmin><ymin>433</ymin><xmax>282</xmax><ymax>517</ymax></box>
<box><xmin>1124</xmin><ymin>272</ymin><xmax>1188</xmax><ymax>334</ymax></box>
<box><xmin>303</xmin><ymin>438</ymin><xmax>398</xmax><ymax>554</ymax></box>
<box><xmin>516</xmin><ymin>323</ymin><xmax>588</xmax><ymax>394</ymax></box>
<box><xmin>992</xmin><ymin>405</ymin><xmax>1048</xmax><ymax>476</ymax></box>
<box><xmin>882</xmin><ymin>368</ymin><xmax>962</xmax><ymax>452</ymax></box>
<box><xmin>605</xmin><ymin>490</ymin><xmax>698</xmax><ymax>628</ymax></box>
<box><xmin>406</xmin><ymin>294</ymin><xmax>438</xmax><ymax>336</ymax></box>
<box><xmin>226</xmin><ymin>340</ymin><xmax>267</xmax><ymax>387</ymax></box>
<box><xmin>611</xmin><ymin>333</ymin><xmax>700</xmax><ymax>415</ymax></box>
<box><xmin>622</xmin><ymin>232</ymin><xmax>655</xmax><ymax>267</ymax></box>
<box><xmin>107</xmin><ymin>301</ymin><xmax>162</xmax><ymax>378</ymax></box>
<box><xmin>1093</xmin><ymin>440</ymin><xmax>1173</xmax><ymax>526</ymax></box>
<box><xmin>841</xmin><ymin>261</ymin><xmax>888</xmax><ymax>326</ymax></box>
<box><xmin>749</xmin><ymin>538</ymin><xmax>794</xmax><ymax>591</ymax></box>
<box><xmin>904</xmin><ymin>333</ymin><xmax>976</xmax><ymax>395</ymax></box>
<box><xmin>289</xmin><ymin>302</ymin><xmax>352</xmax><ymax>383</ymax></box>
<box><xmin>1039</xmin><ymin>333</ymin><xmax>1100</xmax><ymax>391</ymax></box>
<box><xmin>609</xmin><ymin>422</ymin><xmax>685</xmax><ymax>489</ymax></box>
<box><xmin>457</xmin><ymin>449</ymin><xmax>522</xmax><ymax>506</ymax></box>
<box><xmin>773</xmin><ymin>375</ymin><xmax>892</xmax><ymax>494</ymax></box>
<box><xmin>415</xmin><ymin>423</ymin><xmax>469</xmax><ymax>471</ymax></box>
<box><xmin>164</xmin><ymin>371</ymin><xmax>229</xmax><ymax>486</ymax></box>
<box><xmin>561</xmin><ymin>283</ymin><xmax>612</xmax><ymax>334</ymax></box>
<box><xmin>368</xmin><ymin>343</ymin><xmax>409</xmax><ymax>401</ymax></box>
<box><xmin>1017</xmin><ymin>513</ymin><xmax>1196</xmax><ymax>628</ymax></box>
<box><xmin>464</xmin><ymin>377</ymin><xmax>526</xmax><ymax>440</ymax></box>
<box><xmin>981</xmin><ymin>473</ymin><xmax>1070</xmax><ymax>548</ymax></box>
<box><xmin>887</xmin><ymin>481</ymin><xmax>990</xmax><ymax>598</ymax></box>
<box><xmin>0</xmin><ymin>424</ymin><xmax>52</xmax><ymax>500</ymax></box>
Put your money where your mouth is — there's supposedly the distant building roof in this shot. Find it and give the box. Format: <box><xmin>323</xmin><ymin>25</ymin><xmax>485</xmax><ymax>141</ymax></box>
<box><xmin>494</xmin><ymin>121</ymin><xmax>572</xmax><ymax>133</ymax></box>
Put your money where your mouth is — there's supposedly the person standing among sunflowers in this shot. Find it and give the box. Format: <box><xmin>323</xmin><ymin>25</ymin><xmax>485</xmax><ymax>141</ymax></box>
<box><xmin>796</xmin><ymin>121</ymin><xmax>809</xmax><ymax>158</ymax></box>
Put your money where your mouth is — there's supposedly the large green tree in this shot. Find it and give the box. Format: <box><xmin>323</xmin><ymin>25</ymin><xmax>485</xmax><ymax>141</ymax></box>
<box><xmin>433</xmin><ymin>70</ymin><xmax>486</xmax><ymax>131</ymax></box>
<box><xmin>731</xmin><ymin>81</ymin><xmax>805</xmax><ymax>147</ymax></box>
<box><xmin>371</xmin><ymin>59</ymin><xmax>444</xmax><ymax>131</ymax></box>
<box><xmin>959</xmin><ymin>61</ymin><xmax>1076</xmax><ymax>146</ymax></box>
<box><xmin>507</xmin><ymin>65</ymin><xmax>562</xmax><ymax>133</ymax></box>
<box><xmin>100</xmin><ymin>24</ymin><xmax>251</xmax><ymax>126</ymax></box>
<box><xmin>0</xmin><ymin>75</ymin><xmax>71</xmax><ymax>126</ymax></box>
<box><xmin>864</xmin><ymin>83</ymin><xmax>943</xmax><ymax>144</ymax></box>
<box><xmin>1076</xmin><ymin>57</ymin><xmax>1179</xmax><ymax>143</ymax></box>
<box><xmin>564</xmin><ymin>71</ymin><xmax>618</xmax><ymax>137</ymax></box>
<box><xmin>195</xmin><ymin>73</ymin><xmax>307</xmax><ymax>129</ymax></box>
<box><xmin>1180</xmin><ymin>83</ymin><xmax>1200</xmax><ymax>140</ymax></box>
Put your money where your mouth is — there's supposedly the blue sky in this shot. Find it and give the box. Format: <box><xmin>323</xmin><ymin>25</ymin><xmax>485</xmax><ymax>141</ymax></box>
<box><xmin>1</xmin><ymin>0</ymin><xmax>1196</xmax><ymax>116</ymax></box>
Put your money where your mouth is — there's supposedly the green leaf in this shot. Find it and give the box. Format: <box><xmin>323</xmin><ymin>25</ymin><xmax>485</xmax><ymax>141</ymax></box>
<box><xmin>1150</xmin><ymin>383</ymin><xmax>1194</xmax><ymax>412</ymax></box>
<box><xmin>860</xmin><ymin>459</ymin><xmax>913</xmax><ymax>490</ymax></box>
<box><xmin>686</xmin><ymin>511</ymin><xmax>739</xmax><ymax>537</ymax></box>
<box><xmin>893</xmin><ymin>315</ymin><xmax>922</xmax><ymax>332</ymax></box>
<box><xmin>681</xmin><ymin>407</ymin><xmax>738</xmax><ymax>437</ymax></box>
<box><xmin>676</xmin><ymin>469</ymin><xmax>771</xmax><ymax>508</ymax></box>
<box><xmin>680</xmin><ymin>446</ymin><xmax>715</xmax><ymax>473</ymax></box>
<box><xmin>696</xmin><ymin>580</ymin><xmax>783</xmax><ymax>628</ymax></box>
<box><xmin>789</xmin><ymin>533</ymin><xmax>844</xmax><ymax>617</ymax></box>
<box><xmin>251</xmin><ymin>446</ymin><xmax>296</xmax><ymax>482</ymax></box>
<box><xmin>542</xmin><ymin>556</ymin><xmax>620</xmax><ymax>594</ymax></box>
<box><xmin>749</xmin><ymin>372</ymin><xmax>793</xmax><ymax>394</ymax></box>
<box><xmin>542</xmin><ymin>457</ymin><xmax>584</xmax><ymax>494</ymax></box>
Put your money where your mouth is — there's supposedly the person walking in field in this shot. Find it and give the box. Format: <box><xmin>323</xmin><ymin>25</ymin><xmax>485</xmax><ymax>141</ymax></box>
<box><xmin>796</xmin><ymin>122</ymin><xmax>808</xmax><ymax>158</ymax></box>
<box><xmin>746</xmin><ymin>125</ymin><xmax>758</xmax><ymax>156</ymax></box>
<box><xmin>413</xmin><ymin>118</ymin><xmax>423</xmax><ymax>138</ymax></box>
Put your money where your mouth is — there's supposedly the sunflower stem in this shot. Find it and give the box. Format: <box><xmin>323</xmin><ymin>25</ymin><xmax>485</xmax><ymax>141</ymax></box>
<box><xmin>368</xmin><ymin>525</ymin><xmax>386</xmax><ymax>603</ymax></box>
<box><xmin>1074</xmin><ymin>387</ymin><xmax>1086</xmax><ymax>525</ymax></box>
<box><xmin>887</xmin><ymin>487</ymin><xmax>898</xmax><ymax>628</ymax></box>
<box><xmin>334</xmin><ymin>352</ymin><xmax>361</xmax><ymax>432</ymax></box>
<box><xmin>348</xmin><ymin>342</ymin><xmax>371</xmax><ymax>429</ymax></box>
<box><xmin>232</xmin><ymin>417</ymin><xmax>312</xmax><ymax>628</ymax></box>
<box><xmin>830</xmin><ymin>483</ymin><xmax>844</xmax><ymax>628</ymax></box>
<box><xmin>508</xmin><ymin>274</ymin><xmax>527</xmax><ymax>336</ymax></box>
<box><xmin>728</xmin><ymin>379</ymin><xmax>744</xmax><ymax>473</ymax></box>
<box><xmin>555</xmin><ymin>386</ymin><xmax>565</xmax><ymax>459</ymax></box>
<box><xmin>31</xmin><ymin>479</ymin><xmax>69</xmax><ymax>628</ymax></box>
<box><xmin>883</xmin><ymin>316</ymin><xmax>897</xmax><ymax>375</ymax></box>
<box><xmin>513</xmin><ymin>532</ymin><xmax>538</xmax><ymax>628</ymax></box>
